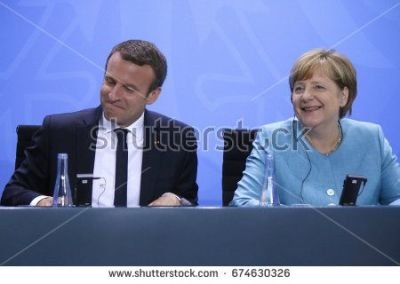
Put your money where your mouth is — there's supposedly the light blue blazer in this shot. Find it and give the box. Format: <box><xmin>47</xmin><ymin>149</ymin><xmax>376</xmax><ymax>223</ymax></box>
<box><xmin>231</xmin><ymin>118</ymin><xmax>400</xmax><ymax>206</ymax></box>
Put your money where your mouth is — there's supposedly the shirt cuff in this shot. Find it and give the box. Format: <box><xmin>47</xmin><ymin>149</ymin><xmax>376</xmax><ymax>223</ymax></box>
<box><xmin>30</xmin><ymin>195</ymin><xmax>50</xmax><ymax>206</ymax></box>
<box><xmin>389</xmin><ymin>198</ymin><xmax>400</xmax><ymax>206</ymax></box>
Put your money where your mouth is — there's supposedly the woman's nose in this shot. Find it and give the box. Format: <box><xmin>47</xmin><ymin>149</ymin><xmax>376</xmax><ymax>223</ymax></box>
<box><xmin>301</xmin><ymin>88</ymin><xmax>313</xmax><ymax>101</ymax></box>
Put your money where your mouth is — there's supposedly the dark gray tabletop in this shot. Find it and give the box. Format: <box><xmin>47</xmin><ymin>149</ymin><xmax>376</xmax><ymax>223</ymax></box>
<box><xmin>0</xmin><ymin>206</ymin><xmax>399</xmax><ymax>266</ymax></box>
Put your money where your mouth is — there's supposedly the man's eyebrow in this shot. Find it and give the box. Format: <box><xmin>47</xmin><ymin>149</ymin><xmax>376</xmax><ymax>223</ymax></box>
<box><xmin>104</xmin><ymin>73</ymin><xmax>145</xmax><ymax>93</ymax></box>
<box><xmin>123</xmin><ymin>83</ymin><xmax>140</xmax><ymax>92</ymax></box>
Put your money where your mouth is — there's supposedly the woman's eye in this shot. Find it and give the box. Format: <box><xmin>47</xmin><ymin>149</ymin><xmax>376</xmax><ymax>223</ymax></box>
<box><xmin>294</xmin><ymin>86</ymin><xmax>304</xmax><ymax>93</ymax></box>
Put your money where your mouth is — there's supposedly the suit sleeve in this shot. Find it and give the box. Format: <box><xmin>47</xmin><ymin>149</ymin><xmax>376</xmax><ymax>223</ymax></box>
<box><xmin>1</xmin><ymin>117</ymin><xmax>52</xmax><ymax>206</ymax></box>
<box><xmin>174</xmin><ymin>127</ymin><xmax>199</xmax><ymax>205</ymax></box>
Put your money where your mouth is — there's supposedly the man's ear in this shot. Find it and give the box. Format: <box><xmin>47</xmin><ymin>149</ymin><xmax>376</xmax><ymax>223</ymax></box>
<box><xmin>145</xmin><ymin>87</ymin><xmax>161</xmax><ymax>105</ymax></box>
<box><xmin>340</xmin><ymin>87</ymin><xmax>349</xmax><ymax>107</ymax></box>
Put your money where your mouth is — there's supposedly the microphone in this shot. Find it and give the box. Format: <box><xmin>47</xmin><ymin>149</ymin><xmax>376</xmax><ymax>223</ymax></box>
<box><xmin>76</xmin><ymin>173</ymin><xmax>102</xmax><ymax>180</ymax></box>
<box><xmin>75</xmin><ymin>173</ymin><xmax>103</xmax><ymax>206</ymax></box>
<box><xmin>339</xmin><ymin>175</ymin><xmax>367</xmax><ymax>206</ymax></box>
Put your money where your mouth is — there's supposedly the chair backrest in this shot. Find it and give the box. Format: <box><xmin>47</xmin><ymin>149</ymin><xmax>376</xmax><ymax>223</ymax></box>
<box><xmin>15</xmin><ymin>125</ymin><xmax>41</xmax><ymax>169</ymax></box>
<box><xmin>222</xmin><ymin>128</ymin><xmax>258</xmax><ymax>206</ymax></box>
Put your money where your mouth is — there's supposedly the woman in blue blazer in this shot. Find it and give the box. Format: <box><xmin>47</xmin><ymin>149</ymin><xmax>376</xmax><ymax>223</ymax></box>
<box><xmin>231</xmin><ymin>48</ymin><xmax>400</xmax><ymax>206</ymax></box>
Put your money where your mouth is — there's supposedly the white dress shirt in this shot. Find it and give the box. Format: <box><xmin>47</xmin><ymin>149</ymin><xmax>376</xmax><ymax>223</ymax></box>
<box><xmin>92</xmin><ymin>112</ymin><xmax>144</xmax><ymax>207</ymax></box>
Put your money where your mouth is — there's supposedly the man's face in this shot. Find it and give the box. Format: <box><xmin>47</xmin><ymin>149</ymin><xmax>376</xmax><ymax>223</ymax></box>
<box><xmin>100</xmin><ymin>52</ymin><xmax>160</xmax><ymax>127</ymax></box>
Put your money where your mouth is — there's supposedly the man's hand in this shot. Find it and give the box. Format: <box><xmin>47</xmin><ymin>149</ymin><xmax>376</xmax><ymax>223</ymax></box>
<box><xmin>37</xmin><ymin>197</ymin><xmax>53</xmax><ymax>207</ymax></box>
<box><xmin>148</xmin><ymin>192</ymin><xmax>182</xmax><ymax>207</ymax></box>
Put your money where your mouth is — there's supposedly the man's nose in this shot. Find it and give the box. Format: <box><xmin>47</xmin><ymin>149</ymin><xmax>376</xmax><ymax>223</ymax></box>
<box><xmin>108</xmin><ymin>84</ymin><xmax>122</xmax><ymax>100</ymax></box>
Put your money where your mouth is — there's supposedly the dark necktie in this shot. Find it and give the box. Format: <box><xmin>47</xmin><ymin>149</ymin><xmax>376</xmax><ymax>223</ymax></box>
<box><xmin>114</xmin><ymin>128</ymin><xmax>128</xmax><ymax>207</ymax></box>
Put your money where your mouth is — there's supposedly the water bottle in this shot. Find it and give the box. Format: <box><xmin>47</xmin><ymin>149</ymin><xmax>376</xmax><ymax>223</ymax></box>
<box><xmin>52</xmin><ymin>153</ymin><xmax>73</xmax><ymax>207</ymax></box>
<box><xmin>260</xmin><ymin>153</ymin><xmax>280</xmax><ymax>206</ymax></box>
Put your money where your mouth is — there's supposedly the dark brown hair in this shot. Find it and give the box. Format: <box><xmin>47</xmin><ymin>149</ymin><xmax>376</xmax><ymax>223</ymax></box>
<box><xmin>105</xmin><ymin>40</ymin><xmax>167</xmax><ymax>93</ymax></box>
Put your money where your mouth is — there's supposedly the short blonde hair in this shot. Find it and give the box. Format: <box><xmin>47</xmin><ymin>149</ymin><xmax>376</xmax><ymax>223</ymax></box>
<box><xmin>289</xmin><ymin>48</ymin><xmax>357</xmax><ymax>118</ymax></box>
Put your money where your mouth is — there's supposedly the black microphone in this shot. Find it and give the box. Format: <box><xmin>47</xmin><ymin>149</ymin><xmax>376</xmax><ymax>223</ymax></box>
<box><xmin>339</xmin><ymin>175</ymin><xmax>367</xmax><ymax>206</ymax></box>
<box><xmin>75</xmin><ymin>174</ymin><xmax>102</xmax><ymax>206</ymax></box>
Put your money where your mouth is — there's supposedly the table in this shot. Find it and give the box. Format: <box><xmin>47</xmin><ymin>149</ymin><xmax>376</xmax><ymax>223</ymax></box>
<box><xmin>0</xmin><ymin>206</ymin><xmax>399</xmax><ymax>265</ymax></box>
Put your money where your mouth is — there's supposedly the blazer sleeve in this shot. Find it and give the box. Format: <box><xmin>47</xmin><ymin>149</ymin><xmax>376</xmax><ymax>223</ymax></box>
<box><xmin>378</xmin><ymin>126</ymin><xmax>400</xmax><ymax>204</ymax></box>
<box><xmin>230</xmin><ymin>128</ymin><xmax>267</xmax><ymax>207</ymax></box>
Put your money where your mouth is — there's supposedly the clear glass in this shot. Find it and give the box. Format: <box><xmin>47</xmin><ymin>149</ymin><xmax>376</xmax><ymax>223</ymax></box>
<box><xmin>260</xmin><ymin>153</ymin><xmax>280</xmax><ymax>206</ymax></box>
<box><xmin>52</xmin><ymin>153</ymin><xmax>73</xmax><ymax>207</ymax></box>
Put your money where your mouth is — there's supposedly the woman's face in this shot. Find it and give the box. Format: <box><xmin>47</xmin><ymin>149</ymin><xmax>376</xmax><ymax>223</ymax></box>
<box><xmin>291</xmin><ymin>69</ymin><xmax>349</xmax><ymax>130</ymax></box>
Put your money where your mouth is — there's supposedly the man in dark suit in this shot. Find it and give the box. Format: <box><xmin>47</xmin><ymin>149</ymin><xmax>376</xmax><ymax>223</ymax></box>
<box><xmin>1</xmin><ymin>40</ymin><xmax>198</xmax><ymax>207</ymax></box>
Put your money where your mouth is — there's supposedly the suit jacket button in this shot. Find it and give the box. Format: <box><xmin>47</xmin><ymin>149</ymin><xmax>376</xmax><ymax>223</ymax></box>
<box><xmin>326</xmin><ymin>188</ymin><xmax>335</xmax><ymax>196</ymax></box>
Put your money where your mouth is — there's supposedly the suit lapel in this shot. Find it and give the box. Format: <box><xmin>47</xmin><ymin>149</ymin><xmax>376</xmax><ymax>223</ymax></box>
<box><xmin>139</xmin><ymin>110</ymin><xmax>161</xmax><ymax>205</ymax></box>
<box><xmin>74</xmin><ymin>106</ymin><xmax>102</xmax><ymax>177</ymax></box>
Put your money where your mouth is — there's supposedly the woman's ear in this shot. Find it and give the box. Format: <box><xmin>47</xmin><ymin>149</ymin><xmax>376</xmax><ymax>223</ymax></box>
<box><xmin>340</xmin><ymin>87</ymin><xmax>349</xmax><ymax>107</ymax></box>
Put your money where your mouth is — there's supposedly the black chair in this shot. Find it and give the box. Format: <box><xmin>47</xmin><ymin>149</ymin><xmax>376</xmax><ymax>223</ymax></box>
<box><xmin>14</xmin><ymin>124</ymin><xmax>92</xmax><ymax>206</ymax></box>
<box><xmin>15</xmin><ymin>125</ymin><xmax>41</xmax><ymax>169</ymax></box>
<box><xmin>222</xmin><ymin>128</ymin><xmax>258</xmax><ymax>206</ymax></box>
